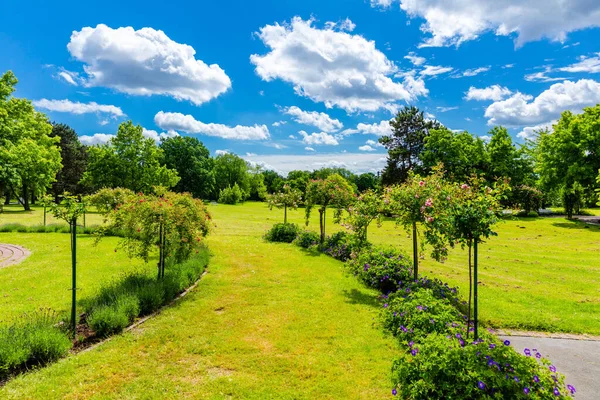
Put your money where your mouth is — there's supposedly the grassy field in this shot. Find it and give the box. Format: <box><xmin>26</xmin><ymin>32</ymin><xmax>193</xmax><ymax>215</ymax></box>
<box><xmin>0</xmin><ymin>207</ymin><xmax>396</xmax><ymax>399</ymax></box>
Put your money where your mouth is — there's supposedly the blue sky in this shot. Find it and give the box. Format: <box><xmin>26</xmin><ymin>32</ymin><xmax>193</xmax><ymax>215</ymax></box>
<box><xmin>1</xmin><ymin>0</ymin><xmax>600</xmax><ymax>174</ymax></box>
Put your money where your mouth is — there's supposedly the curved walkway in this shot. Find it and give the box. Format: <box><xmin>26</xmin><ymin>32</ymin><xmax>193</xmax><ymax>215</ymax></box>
<box><xmin>0</xmin><ymin>243</ymin><xmax>30</xmax><ymax>268</ymax></box>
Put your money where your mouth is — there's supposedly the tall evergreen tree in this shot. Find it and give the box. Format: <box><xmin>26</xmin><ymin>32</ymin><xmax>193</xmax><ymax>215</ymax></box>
<box><xmin>50</xmin><ymin>123</ymin><xmax>87</xmax><ymax>199</ymax></box>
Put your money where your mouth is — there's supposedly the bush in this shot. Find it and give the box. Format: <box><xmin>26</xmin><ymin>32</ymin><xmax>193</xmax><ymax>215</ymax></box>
<box><xmin>322</xmin><ymin>231</ymin><xmax>364</xmax><ymax>261</ymax></box>
<box><xmin>391</xmin><ymin>332</ymin><xmax>572</xmax><ymax>399</ymax></box>
<box><xmin>87</xmin><ymin>304</ymin><xmax>130</xmax><ymax>337</ymax></box>
<box><xmin>264</xmin><ymin>223</ymin><xmax>300</xmax><ymax>243</ymax></box>
<box><xmin>510</xmin><ymin>185</ymin><xmax>543</xmax><ymax>213</ymax></box>
<box><xmin>345</xmin><ymin>247</ymin><xmax>412</xmax><ymax>293</ymax></box>
<box><xmin>218</xmin><ymin>183</ymin><xmax>244</xmax><ymax>205</ymax></box>
<box><xmin>294</xmin><ymin>230</ymin><xmax>321</xmax><ymax>249</ymax></box>
<box><xmin>0</xmin><ymin>310</ymin><xmax>71</xmax><ymax>379</ymax></box>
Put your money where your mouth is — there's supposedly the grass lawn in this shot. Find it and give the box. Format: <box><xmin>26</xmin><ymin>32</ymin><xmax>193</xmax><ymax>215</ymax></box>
<box><xmin>0</xmin><ymin>233</ymin><xmax>152</xmax><ymax>322</ymax></box>
<box><xmin>0</xmin><ymin>206</ymin><xmax>396</xmax><ymax>399</ymax></box>
<box><xmin>0</xmin><ymin>204</ymin><xmax>105</xmax><ymax>227</ymax></box>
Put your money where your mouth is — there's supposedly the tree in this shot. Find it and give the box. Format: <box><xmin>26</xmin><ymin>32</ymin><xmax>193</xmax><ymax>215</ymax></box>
<box><xmin>343</xmin><ymin>189</ymin><xmax>383</xmax><ymax>243</ymax></box>
<box><xmin>420</xmin><ymin>127</ymin><xmax>488</xmax><ymax>182</ymax></box>
<box><xmin>267</xmin><ymin>184</ymin><xmax>302</xmax><ymax>223</ymax></box>
<box><xmin>160</xmin><ymin>136</ymin><xmax>214</xmax><ymax>199</ymax></box>
<box><xmin>50</xmin><ymin>123</ymin><xmax>87</xmax><ymax>200</ymax></box>
<box><xmin>536</xmin><ymin>106</ymin><xmax>600</xmax><ymax>218</ymax></box>
<box><xmin>82</xmin><ymin>121</ymin><xmax>179</xmax><ymax>193</ymax></box>
<box><xmin>213</xmin><ymin>153</ymin><xmax>250</xmax><ymax>199</ymax></box>
<box><xmin>353</xmin><ymin>172</ymin><xmax>379</xmax><ymax>193</ymax></box>
<box><xmin>0</xmin><ymin>71</ymin><xmax>62</xmax><ymax>210</ymax></box>
<box><xmin>486</xmin><ymin>126</ymin><xmax>535</xmax><ymax>187</ymax></box>
<box><xmin>305</xmin><ymin>174</ymin><xmax>355</xmax><ymax>243</ymax></box>
<box><xmin>247</xmin><ymin>164</ymin><xmax>268</xmax><ymax>201</ymax></box>
<box><xmin>286</xmin><ymin>170</ymin><xmax>311</xmax><ymax>197</ymax></box>
<box><xmin>379</xmin><ymin>106</ymin><xmax>441</xmax><ymax>185</ymax></box>
<box><xmin>262</xmin><ymin>170</ymin><xmax>284</xmax><ymax>194</ymax></box>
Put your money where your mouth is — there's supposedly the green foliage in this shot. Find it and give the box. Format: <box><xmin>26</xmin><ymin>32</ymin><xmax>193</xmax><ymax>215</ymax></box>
<box><xmin>379</xmin><ymin>106</ymin><xmax>441</xmax><ymax>185</ymax></box>
<box><xmin>49</xmin><ymin>194</ymin><xmax>87</xmax><ymax>224</ymax></box>
<box><xmin>345</xmin><ymin>246</ymin><xmax>412</xmax><ymax>293</ymax></box>
<box><xmin>218</xmin><ymin>183</ymin><xmax>244</xmax><ymax>204</ymax></box>
<box><xmin>293</xmin><ymin>230</ymin><xmax>321</xmax><ymax>249</ymax></box>
<box><xmin>0</xmin><ymin>309</ymin><xmax>71</xmax><ymax>379</ymax></box>
<box><xmin>352</xmin><ymin>172</ymin><xmax>379</xmax><ymax>193</ymax></box>
<box><xmin>0</xmin><ymin>71</ymin><xmax>62</xmax><ymax>211</ymax></box>
<box><xmin>87</xmin><ymin>187</ymin><xmax>135</xmax><ymax>214</ymax></box>
<box><xmin>264</xmin><ymin>222</ymin><xmax>300</xmax><ymax>243</ymax></box>
<box><xmin>286</xmin><ymin>170</ymin><xmax>311</xmax><ymax>197</ymax></box>
<box><xmin>160</xmin><ymin>136</ymin><xmax>215</xmax><ymax>199</ymax></box>
<box><xmin>560</xmin><ymin>181</ymin><xmax>584</xmax><ymax>218</ymax></box>
<box><xmin>486</xmin><ymin>126</ymin><xmax>535</xmax><ymax>187</ymax></box>
<box><xmin>87</xmin><ymin>295</ymin><xmax>140</xmax><ymax>337</ymax></box>
<box><xmin>50</xmin><ymin>123</ymin><xmax>87</xmax><ymax>199</ymax></box>
<box><xmin>267</xmin><ymin>184</ymin><xmax>302</xmax><ymax>223</ymax></box>
<box><xmin>261</xmin><ymin>170</ymin><xmax>284</xmax><ymax>194</ymax></box>
<box><xmin>322</xmin><ymin>231</ymin><xmax>362</xmax><ymax>261</ymax></box>
<box><xmin>342</xmin><ymin>189</ymin><xmax>383</xmax><ymax>243</ymax></box>
<box><xmin>81</xmin><ymin>121</ymin><xmax>179</xmax><ymax>193</ymax></box>
<box><xmin>213</xmin><ymin>153</ymin><xmax>250</xmax><ymax>199</ymax></box>
<box><xmin>248</xmin><ymin>165</ymin><xmax>268</xmax><ymax>201</ymax></box>
<box><xmin>510</xmin><ymin>185</ymin><xmax>543</xmax><ymax>213</ymax></box>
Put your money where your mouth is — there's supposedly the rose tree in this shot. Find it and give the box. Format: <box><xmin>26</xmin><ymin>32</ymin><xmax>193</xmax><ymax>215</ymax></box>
<box><xmin>343</xmin><ymin>189</ymin><xmax>384</xmax><ymax>243</ymax></box>
<box><xmin>267</xmin><ymin>184</ymin><xmax>302</xmax><ymax>223</ymax></box>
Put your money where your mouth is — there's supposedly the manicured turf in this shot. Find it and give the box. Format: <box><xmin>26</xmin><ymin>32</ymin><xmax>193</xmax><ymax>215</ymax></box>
<box><xmin>0</xmin><ymin>207</ymin><xmax>395</xmax><ymax>398</ymax></box>
<box><xmin>0</xmin><ymin>204</ymin><xmax>105</xmax><ymax>227</ymax></box>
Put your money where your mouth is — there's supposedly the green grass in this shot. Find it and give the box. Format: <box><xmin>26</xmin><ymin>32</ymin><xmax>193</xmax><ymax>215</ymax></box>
<box><xmin>0</xmin><ymin>233</ymin><xmax>152</xmax><ymax>322</ymax></box>
<box><xmin>0</xmin><ymin>204</ymin><xmax>105</xmax><ymax>227</ymax></box>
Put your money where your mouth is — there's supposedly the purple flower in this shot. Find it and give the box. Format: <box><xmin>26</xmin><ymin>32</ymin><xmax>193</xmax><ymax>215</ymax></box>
<box><xmin>553</xmin><ymin>388</ymin><xmax>560</xmax><ymax>396</ymax></box>
<box><xmin>459</xmin><ymin>339</ymin><xmax>465</xmax><ymax>347</ymax></box>
<box><xmin>514</xmin><ymin>376</ymin><xmax>520</xmax><ymax>383</ymax></box>
<box><xmin>477</xmin><ymin>381</ymin><xmax>486</xmax><ymax>390</ymax></box>
<box><xmin>416</xmin><ymin>305</ymin><xmax>424</xmax><ymax>311</ymax></box>
<box><xmin>567</xmin><ymin>384</ymin><xmax>576</xmax><ymax>394</ymax></box>
<box><xmin>408</xmin><ymin>341</ymin><xmax>414</xmax><ymax>348</ymax></box>
<box><xmin>533</xmin><ymin>376</ymin><xmax>539</xmax><ymax>383</ymax></box>
<box><xmin>393</xmin><ymin>312</ymin><xmax>397</xmax><ymax>317</ymax></box>
<box><xmin>535</xmin><ymin>352</ymin><xmax>542</xmax><ymax>359</ymax></box>
<box><xmin>503</xmin><ymin>340</ymin><xmax>510</xmax><ymax>346</ymax></box>
<box><xmin>384</xmin><ymin>303</ymin><xmax>388</xmax><ymax>308</ymax></box>
<box><xmin>524</xmin><ymin>387</ymin><xmax>530</xmax><ymax>395</ymax></box>
<box><xmin>456</xmin><ymin>333</ymin><xmax>462</xmax><ymax>339</ymax></box>
<box><xmin>392</xmin><ymin>388</ymin><xmax>397</xmax><ymax>396</ymax></box>
<box><xmin>524</xmin><ymin>348</ymin><xmax>531</xmax><ymax>356</ymax></box>
<box><xmin>549</xmin><ymin>365</ymin><xmax>556</xmax><ymax>373</ymax></box>
<box><xmin>411</xmin><ymin>348</ymin><xmax>418</xmax><ymax>356</ymax></box>
<box><xmin>532</xmin><ymin>348</ymin><xmax>537</xmax><ymax>352</ymax></box>
<box><xmin>489</xmin><ymin>343</ymin><xmax>496</xmax><ymax>349</ymax></box>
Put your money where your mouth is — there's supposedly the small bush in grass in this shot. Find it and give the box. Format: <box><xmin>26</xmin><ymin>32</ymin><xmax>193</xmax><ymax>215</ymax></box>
<box><xmin>218</xmin><ymin>183</ymin><xmax>244</xmax><ymax>204</ymax></box>
<box><xmin>345</xmin><ymin>246</ymin><xmax>412</xmax><ymax>293</ymax></box>
<box><xmin>0</xmin><ymin>309</ymin><xmax>71</xmax><ymax>378</ymax></box>
<box><xmin>264</xmin><ymin>222</ymin><xmax>300</xmax><ymax>243</ymax></box>
<box><xmin>322</xmin><ymin>231</ymin><xmax>365</xmax><ymax>261</ymax></box>
<box><xmin>380</xmin><ymin>289</ymin><xmax>463</xmax><ymax>344</ymax></box>
<box><xmin>294</xmin><ymin>230</ymin><xmax>321</xmax><ymax>249</ymax></box>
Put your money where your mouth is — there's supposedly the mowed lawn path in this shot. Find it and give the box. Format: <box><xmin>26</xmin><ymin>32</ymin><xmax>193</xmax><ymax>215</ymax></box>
<box><xmin>0</xmin><ymin>207</ymin><xmax>396</xmax><ymax>398</ymax></box>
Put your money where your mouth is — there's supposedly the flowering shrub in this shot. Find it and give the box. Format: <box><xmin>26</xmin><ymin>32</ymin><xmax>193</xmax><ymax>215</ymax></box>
<box><xmin>322</xmin><ymin>231</ymin><xmax>364</xmax><ymax>261</ymax></box>
<box><xmin>87</xmin><ymin>187</ymin><xmax>134</xmax><ymax>214</ymax></box>
<box><xmin>342</xmin><ymin>189</ymin><xmax>384</xmax><ymax>243</ymax></box>
<box><xmin>218</xmin><ymin>183</ymin><xmax>244</xmax><ymax>204</ymax></box>
<box><xmin>267</xmin><ymin>184</ymin><xmax>302</xmax><ymax>223</ymax></box>
<box><xmin>391</xmin><ymin>332</ymin><xmax>573</xmax><ymax>399</ymax></box>
<box><xmin>380</xmin><ymin>289</ymin><xmax>463</xmax><ymax>344</ymax></box>
<box><xmin>264</xmin><ymin>223</ymin><xmax>300</xmax><ymax>243</ymax></box>
<box><xmin>345</xmin><ymin>247</ymin><xmax>412</xmax><ymax>293</ymax></box>
<box><xmin>294</xmin><ymin>230</ymin><xmax>321</xmax><ymax>249</ymax></box>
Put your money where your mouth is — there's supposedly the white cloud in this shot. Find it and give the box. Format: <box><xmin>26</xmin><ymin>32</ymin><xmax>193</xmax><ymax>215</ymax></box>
<box><xmin>215</xmin><ymin>150</ymin><xmax>229</xmax><ymax>156</ymax></box>
<box><xmin>404</xmin><ymin>52</ymin><xmax>426</xmax><ymax>66</ymax></box>
<box><xmin>365</xmin><ymin>139</ymin><xmax>383</xmax><ymax>147</ymax></box>
<box><xmin>288</xmin><ymin>134</ymin><xmax>296</xmax><ymax>139</ymax></box>
<box><xmin>484</xmin><ymin>79</ymin><xmax>600</xmax><ymax>126</ymax></box>
<box><xmin>559</xmin><ymin>53</ymin><xmax>600</xmax><ymax>74</ymax></box>
<box><xmin>436</xmin><ymin>106</ymin><xmax>458</xmax><ymax>112</ymax></box>
<box><xmin>517</xmin><ymin>121</ymin><xmax>555</xmax><ymax>140</ymax></box>
<box><xmin>355</xmin><ymin>120</ymin><xmax>393</xmax><ymax>136</ymax></box>
<box><xmin>359</xmin><ymin>145</ymin><xmax>376</xmax><ymax>151</ymax></box>
<box><xmin>67</xmin><ymin>24</ymin><xmax>231</xmax><ymax>105</ymax></box>
<box><xmin>142</xmin><ymin>128</ymin><xmax>179</xmax><ymax>142</ymax></box>
<box><xmin>305</xmin><ymin>147</ymin><xmax>316</xmax><ymax>152</ymax></box>
<box><xmin>243</xmin><ymin>152</ymin><xmax>387</xmax><ymax>174</ymax></box>
<box><xmin>99</xmin><ymin>119</ymin><xmax>109</xmax><ymax>126</ymax></box>
<box><xmin>250</xmin><ymin>17</ymin><xmax>428</xmax><ymax>113</ymax></box>
<box><xmin>326</xmin><ymin>18</ymin><xmax>357</xmax><ymax>32</ymax></box>
<box><xmin>460</xmin><ymin>66</ymin><xmax>490</xmax><ymax>77</ymax></box>
<box><xmin>79</xmin><ymin>133</ymin><xmax>114</xmax><ymax>146</ymax></box>
<box><xmin>57</xmin><ymin>70</ymin><xmax>80</xmax><ymax>86</ymax></box>
<box><xmin>371</xmin><ymin>1</ymin><xmax>600</xmax><ymax>48</ymax></box>
<box><xmin>154</xmin><ymin>111</ymin><xmax>270</xmax><ymax>140</ymax></box>
<box><xmin>299</xmin><ymin>130</ymin><xmax>339</xmax><ymax>145</ymax></box>
<box><xmin>33</xmin><ymin>99</ymin><xmax>124</xmax><ymax>117</ymax></box>
<box><xmin>246</xmin><ymin>152</ymin><xmax>257</xmax><ymax>157</ymax></box>
<box><xmin>283</xmin><ymin>106</ymin><xmax>343</xmax><ymax>132</ymax></box>
<box><xmin>272</xmin><ymin>120</ymin><xmax>287</xmax><ymax>127</ymax></box>
<box><xmin>264</xmin><ymin>142</ymin><xmax>288</xmax><ymax>149</ymax></box>
<box><xmin>420</xmin><ymin>65</ymin><xmax>453</xmax><ymax>76</ymax></box>
<box><xmin>502</xmin><ymin>64</ymin><xmax>515</xmax><ymax>69</ymax></box>
<box><xmin>479</xmin><ymin>135</ymin><xmax>491</xmax><ymax>142</ymax></box>
<box><xmin>524</xmin><ymin>66</ymin><xmax>566</xmax><ymax>82</ymax></box>
<box><xmin>464</xmin><ymin>85</ymin><xmax>512</xmax><ymax>101</ymax></box>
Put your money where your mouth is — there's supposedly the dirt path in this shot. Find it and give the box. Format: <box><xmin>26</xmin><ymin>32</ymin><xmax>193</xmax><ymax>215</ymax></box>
<box><xmin>0</xmin><ymin>243</ymin><xmax>31</xmax><ymax>268</ymax></box>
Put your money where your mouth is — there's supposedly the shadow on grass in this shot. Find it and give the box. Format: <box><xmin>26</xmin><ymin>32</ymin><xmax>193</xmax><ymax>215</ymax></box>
<box><xmin>551</xmin><ymin>220</ymin><xmax>599</xmax><ymax>231</ymax></box>
<box><xmin>342</xmin><ymin>288</ymin><xmax>381</xmax><ymax>308</ymax></box>
<box><xmin>298</xmin><ymin>247</ymin><xmax>324</xmax><ymax>258</ymax></box>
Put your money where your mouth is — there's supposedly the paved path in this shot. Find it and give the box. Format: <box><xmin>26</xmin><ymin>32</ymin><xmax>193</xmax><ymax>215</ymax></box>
<box><xmin>500</xmin><ymin>336</ymin><xmax>600</xmax><ymax>399</ymax></box>
<box><xmin>0</xmin><ymin>243</ymin><xmax>31</xmax><ymax>268</ymax></box>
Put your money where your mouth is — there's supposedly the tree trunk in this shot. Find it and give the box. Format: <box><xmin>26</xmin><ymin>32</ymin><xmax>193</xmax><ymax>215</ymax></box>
<box><xmin>319</xmin><ymin>209</ymin><xmax>325</xmax><ymax>244</ymax></box>
<box><xmin>4</xmin><ymin>192</ymin><xmax>10</xmax><ymax>205</ymax></box>
<box><xmin>467</xmin><ymin>239</ymin><xmax>472</xmax><ymax>339</ymax></box>
<box><xmin>412</xmin><ymin>222</ymin><xmax>418</xmax><ymax>281</ymax></box>
<box><xmin>284</xmin><ymin>205</ymin><xmax>287</xmax><ymax>224</ymax></box>
<box><xmin>22</xmin><ymin>184</ymin><xmax>30</xmax><ymax>211</ymax></box>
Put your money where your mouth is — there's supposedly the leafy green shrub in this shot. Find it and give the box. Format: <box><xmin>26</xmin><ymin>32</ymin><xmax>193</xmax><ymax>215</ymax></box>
<box><xmin>380</xmin><ymin>289</ymin><xmax>463</xmax><ymax>344</ymax></box>
<box><xmin>391</xmin><ymin>332</ymin><xmax>573</xmax><ymax>399</ymax></box>
<box><xmin>322</xmin><ymin>231</ymin><xmax>364</xmax><ymax>261</ymax></box>
<box><xmin>264</xmin><ymin>223</ymin><xmax>299</xmax><ymax>243</ymax></box>
<box><xmin>87</xmin><ymin>304</ymin><xmax>130</xmax><ymax>337</ymax></box>
<box><xmin>0</xmin><ymin>310</ymin><xmax>71</xmax><ymax>378</ymax></box>
<box><xmin>218</xmin><ymin>183</ymin><xmax>244</xmax><ymax>204</ymax></box>
<box><xmin>345</xmin><ymin>247</ymin><xmax>412</xmax><ymax>293</ymax></box>
<box><xmin>294</xmin><ymin>230</ymin><xmax>320</xmax><ymax>249</ymax></box>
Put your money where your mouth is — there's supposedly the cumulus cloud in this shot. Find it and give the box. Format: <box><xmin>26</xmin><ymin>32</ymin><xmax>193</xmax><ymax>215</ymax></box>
<box><xmin>299</xmin><ymin>130</ymin><xmax>339</xmax><ymax>145</ymax></box>
<box><xmin>79</xmin><ymin>133</ymin><xmax>114</xmax><ymax>146</ymax></box>
<box><xmin>484</xmin><ymin>79</ymin><xmax>600</xmax><ymax>126</ymax></box>
<box><xmin>67</xmin><ymin>24</ymin><xmax>231</xmax><ymax>105</ymax></box>
<box><xmin>559</xmin><ymin>53</ymin><xmax>600</xmax><ymax>74</ymax></box>
<box><xmin>142</xmin><ymin>128</ymin><xmax>179</xmax><ymax>142</ymax></box>
<box><xmin>359</xmin><ymin>145</ymin><xmax>375</xmax><ymax>151</ymax></box>
<box><xmin>33</xmin><ymin>99</ymin><xmax>124</xmax><ymax>117</ymax></box>
<box><xmin>283</xmin><ymin>106</ymin><xmax>343</xmax><ymax>132</ymax></box>
<box><xmin>356</xmin><ymin>120</ymin><xmax>393</xmax><ymax>136</ymax></box>
<box><xmin>517</xmin><ymin>122</ymin><xmax>555</xmax><ymax>140</ymax></box>
<box><xmin>464</xmin><ymin>85</ymin><xmax>512</xmax><ymax>101</ymax></box>
<box><xmin>371</xmin><ymin>0</ymin><xmax>600</xmax><ymax>47</ymax></box>
<box><xmin>250</xmin><ymin>17</ymin><xmax>428</xmax><ymax>113</ymax></box>
<box><xmin>272</xmin><ymin>120</ymin><xmax>287</xmax><ymax>127</ymax></box>
<box><xmin>215</xmin><ymin>150</ymin><xmax>229</xmax><ymax>156</ymax></box>
<box><xmin>404</xmin><ymin>52</ymin><xmax>426</xmax><ymax>66</ymax></box>
<box><xmin>154</xmin><ymin>111</ymin><xmax>270</xmax><ymax>140</ymax></box>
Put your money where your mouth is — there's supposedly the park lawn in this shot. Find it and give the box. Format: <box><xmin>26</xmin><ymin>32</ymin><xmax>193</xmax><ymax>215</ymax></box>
<box><xmin>210</xmin><ymin>202</ymin><xmax>600</xmax><ymax>335</ymax></box>
<box><xmin>0</xmin><ymin>209</ymin><xmax>396</xmax><ymax>399</ymax></box>
<box><xmin>0</xmin><ymin>204</ymin><xmax>105</xmax><ymax>227</ymax></box>
<box><xmin>0</xmin><ymin>232</ymin><xmax>152</xmax><ymax>321</ymax></box>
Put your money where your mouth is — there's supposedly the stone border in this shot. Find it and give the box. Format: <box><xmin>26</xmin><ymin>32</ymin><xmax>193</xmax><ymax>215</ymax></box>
<box><xmin>0</xmin><ymin>244</ymin><xmax>31</xmax><ymax>268</ymax></box>
<box><xmin>495</xmin><ymin>328</ymin><xmax>600</xmax><ymax>342</ymax></box>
